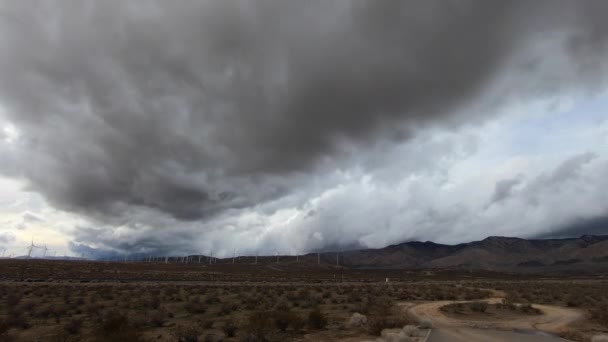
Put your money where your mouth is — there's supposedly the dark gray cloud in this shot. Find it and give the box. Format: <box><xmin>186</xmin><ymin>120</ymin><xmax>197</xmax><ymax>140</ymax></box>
<box><xmin>488</xmin><ymin>177</ymin><xmax>522</xmax><ymax>207</ymax></box>
<box><xmin>534</xmin><ymin>215</ymin><xmax>608</xmax><ymax>239</ymax></box>
<box><xmin>1</xmin><ymin>1</ymin><xmax>608</xmax><ymax>254</ymax></box>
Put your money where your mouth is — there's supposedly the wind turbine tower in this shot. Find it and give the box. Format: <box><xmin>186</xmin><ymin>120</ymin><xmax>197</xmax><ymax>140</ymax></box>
<box><xmin>26</xmin><ymin>238</ymin><xmax>37</xmax><ymax>258</ymax></box>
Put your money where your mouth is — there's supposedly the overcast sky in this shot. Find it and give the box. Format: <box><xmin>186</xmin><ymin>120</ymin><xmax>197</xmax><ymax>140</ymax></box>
<box><xmin>1</xmin><ymin>0</ymin><xmax>607</xmax><ymax>258</ymax></box>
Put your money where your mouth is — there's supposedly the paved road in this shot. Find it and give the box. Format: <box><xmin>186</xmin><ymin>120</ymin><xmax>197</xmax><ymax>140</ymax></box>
<box><xmin>427</xmin><ymin>327</ymin><xmax>566</xmax><ymax>342</ymax></box>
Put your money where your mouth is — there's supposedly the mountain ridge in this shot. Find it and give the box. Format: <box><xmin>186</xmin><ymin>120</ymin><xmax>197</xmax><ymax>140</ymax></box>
<box><xmin>331</xmin><ymin>234</ymin><xmax>608</xmax><ymax>271</ymax></box>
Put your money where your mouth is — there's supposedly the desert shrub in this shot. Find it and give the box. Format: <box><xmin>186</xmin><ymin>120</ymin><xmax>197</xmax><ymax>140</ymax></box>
<box><xmin>368</xmin><ymin>315</ymin><xmax>402</xmax><ymax>336</ymax></box>
<box><xmin>565</xmin><ymin>294</ymin><xmax>584</xmax><ymax>307</ymax></box>
<box><xmin>147</xmin><ymin>295</ymin><xmax>161</xmax><ymax>309</ymax></box>
<box><xmin>202</xmin><ymin>333</ymin><xmax>223</xmax><ymax>342</ymax></box>
<box><xmin>97</xmin><ymin>311</ymin><xmax>129</xmax><ymax>335</ymax></box>
<box><xmin>219</xmin><ymin>303</ymin><xmax>234</xmax><ymax>316</ymax></box>
<box><xmin>184</xmin><ymin>297</ymin><xmax>206</xmax><ymax>314</ymax></box>
<box><xmin>274</xmin><ymin>311</ymin><xmax>291</xmax><ymax>332</ymax></box>
<box><xmin>244</xmin><ymin>311</ymin><xmax>273</xmax><ymax>340</ymax></box>
<box><xmin>296</xmin><ymin>288</ymin><xmax>311</xmax><ymax>301</ymax></box>
<box><xmin>274</xmin><ymin>301</ymin><xmax>290</xmax><ymax>312</ymax></box>
<box><xmin>64</xmin><ymin>318</ymin><xmax>83</xmax><ymax>335</ymax></box>
<box><xmin>367</xmin><ymin>305</ymin><xmax>412</xmax><ymax>337</ymax></box>
<box><xmin>222</xmin><ymin>320</ymin><xmax>237</xmax><ymax>337</ymax></box>
<box><xmin>0</xmin><ymin>320</ymin><xmax>8</xmax><ymax>335</ymax></box>
<box><xmin>172</xmin><ymin>324</ymin><xmax>201</xmax><ymax>342</ymax></box>
<box><xmin>0</xmin><ymin>319</ymin><xmax>10</xmax><ymax>342</ymax></box>
<box><xmin>93</xmin><ymin>310</ymin><xmax>145</xmax><ymax>341</ymax></box>
<box><xmin>289</xmin><ymin>314</ymin><xmax>306</xmax><ymax>333</ymax></box>
<box><xmin>149</xmin><ymin>310</ymin><xmax>167</xmax><ymax>327</ymax></box>
<box><xmin>204</xmin><ymin>294</ymin><xmax>221</xmax><ymax>305</ymax></box>
<box><xmin>519</xmin><ymin>303</ymin><xmax>542</xmax><ymax>315</ymax></box>
<box><xmin>499</xmin><ymin>299</ymin><xmax>517</xmax><ymax>311</ymax></box>
<box><xmin>307</xmin><ymin>308</ymin><xmax>327</xmax><ymax>330</ymax></box>
<box><xmin>469</xmin><ymin>301</ymin><xmax>488</xmax><ymax>313</ymax></box>
<box><xmin>590</xmin><ymin>301</ymin><xmax>608</xmax><ymax>327</ymax></box>
<box><xmin>6</xmin><ymin>293</ymin><xmax>22</xmax><ymax>307</ymax></box>
<box><xmin>6</xmin><ymin>309</ymin><xmax>30</xmax><ymax>329</ymax></box>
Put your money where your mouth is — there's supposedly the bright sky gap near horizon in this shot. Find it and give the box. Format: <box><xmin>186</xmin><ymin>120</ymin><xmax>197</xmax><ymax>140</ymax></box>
<box><xmin>0</xmin><ymin>1</ymin><xmax>607</xmax><ymax>259</ymax></box>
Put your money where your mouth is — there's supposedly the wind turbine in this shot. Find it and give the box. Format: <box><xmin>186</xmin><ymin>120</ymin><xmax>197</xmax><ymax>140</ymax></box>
<box><xmin>42</xmin><ymin>244</ymin><xmax>49</xmax><ymax>257</ymax></box>
<box><xmin>26</xmin><ymin>237</ymin><xmax>38</xmax><ymax>258</ymax></box>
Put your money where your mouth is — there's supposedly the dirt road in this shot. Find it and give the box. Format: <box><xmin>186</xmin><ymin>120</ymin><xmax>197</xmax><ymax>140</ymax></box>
<box><xmin>402</xmin><ymin>297</ymin><xmax>583</xmax><ymax>342</ymax></box>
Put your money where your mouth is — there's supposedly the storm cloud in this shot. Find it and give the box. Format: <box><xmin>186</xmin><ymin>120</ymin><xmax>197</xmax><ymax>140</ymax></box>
<box><xmin>1</xmin><ymin>1</ymin><xmax>608</xmax><ymax>255</ymax></box>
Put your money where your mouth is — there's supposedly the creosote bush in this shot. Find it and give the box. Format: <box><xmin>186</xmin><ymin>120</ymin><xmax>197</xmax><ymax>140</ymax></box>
<box><xmin>245</xmin><ymin>311</ymin><xmax>273</xmax><ymax>340</ymax></box>
<box><xmin>222</xmin><ymin>319</ymin><xmax>237</xmax><ymax>337</ymax></box>
<box><xmin>172</xmin><ymin>324</ymin><xmax>201</xmax><ymax>342</ymax></box>
<box><xmin>307</xmin><ymin>308</ymin><xmax>327</xmax><ymax>330</ymax></box>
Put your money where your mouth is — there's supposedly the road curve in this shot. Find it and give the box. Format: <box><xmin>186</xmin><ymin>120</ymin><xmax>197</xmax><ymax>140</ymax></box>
<box><xmin>401</xmin><ymin>297</ymin><xmax>583</xmax><ymax>342</ymax></box>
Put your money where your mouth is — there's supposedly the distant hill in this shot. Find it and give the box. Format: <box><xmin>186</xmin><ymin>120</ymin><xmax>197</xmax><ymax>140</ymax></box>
<box><xmin>317</xmin><ymin>235</ymin><xmax>608</xmax><ymax>271</ymax></box>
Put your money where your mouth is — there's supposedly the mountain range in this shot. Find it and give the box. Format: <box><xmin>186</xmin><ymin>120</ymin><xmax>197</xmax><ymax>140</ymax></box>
<box><xmin>326</xmin><ymin>235</ymin><xmax>608</xmax><ymax>271</ymax></box>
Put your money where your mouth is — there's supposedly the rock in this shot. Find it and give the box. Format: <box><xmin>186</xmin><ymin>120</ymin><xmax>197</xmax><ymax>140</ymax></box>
<box><xmin>418</xmin><ymin>319</ymin><xmax>433</xmax><ymax>329</ymax></box>
<box><xmin>402</xmin><ymin>325</ymin><xmax>423</xmax><ymax>337</ymax></box>
<box><xmin>348</xmin><ymin>312</ymin><xmax>368</xmax><ymax>327</ymax></box>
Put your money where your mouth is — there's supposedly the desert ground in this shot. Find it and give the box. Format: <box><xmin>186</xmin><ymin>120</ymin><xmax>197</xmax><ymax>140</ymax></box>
<box><xmin>0</xmin><ymin>259</ymin><xmax>607</xmax><ymax>341</ymax></box>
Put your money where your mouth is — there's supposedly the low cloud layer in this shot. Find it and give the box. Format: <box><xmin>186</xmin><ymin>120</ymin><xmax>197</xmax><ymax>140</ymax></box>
<box><xmin>0</xmin><ymin>1</ymin><xmax>607</xmax><ymax>256</ymax></box>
